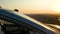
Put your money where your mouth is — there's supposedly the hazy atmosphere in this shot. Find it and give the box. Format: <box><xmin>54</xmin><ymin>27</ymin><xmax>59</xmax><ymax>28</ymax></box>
<box><xmin>0</xmin><ymin>0</ymin><xmax>60</xmax><ymax>14</ymax></box>
<box><xmin>0</xmin><ymin>0</ymin><xmax>60</xmax><ymax>34</ymax></box>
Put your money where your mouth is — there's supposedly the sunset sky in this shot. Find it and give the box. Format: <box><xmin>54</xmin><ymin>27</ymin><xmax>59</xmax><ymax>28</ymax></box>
<box><xmin>0</xmin><ymin>0</ymin><xmax>60</xmax><ymax>14</ymax></box>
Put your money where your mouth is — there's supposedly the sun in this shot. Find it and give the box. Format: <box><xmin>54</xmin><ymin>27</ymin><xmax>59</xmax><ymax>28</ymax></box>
<box><xmin>52</xmin><ymin>4</ymin><xmax>60</xmax><ymax>12</ymax></box>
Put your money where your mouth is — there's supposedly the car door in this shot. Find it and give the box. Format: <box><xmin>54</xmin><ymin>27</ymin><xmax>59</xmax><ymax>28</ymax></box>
<box><xmin>0</xmin><ymin>8</ymin><xmax>56</xmax><ymax>34</ymax></box>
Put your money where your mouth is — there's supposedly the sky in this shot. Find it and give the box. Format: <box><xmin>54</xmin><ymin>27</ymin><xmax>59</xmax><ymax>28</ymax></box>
<box><xmin>0</xmin><ymin>0</ymin><xmax>60</xmax><ymax>14</ymax></box>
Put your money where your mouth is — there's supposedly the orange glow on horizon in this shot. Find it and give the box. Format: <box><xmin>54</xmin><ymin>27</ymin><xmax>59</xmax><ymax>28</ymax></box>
<box><xmin>1</xmin><ymin>0</ymin><xmax>60</xmax><ymax>14</ymax></box>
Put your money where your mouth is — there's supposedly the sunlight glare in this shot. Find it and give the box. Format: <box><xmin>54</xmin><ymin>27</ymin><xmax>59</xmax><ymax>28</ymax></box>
<box><xmin>53</xmin><ymin>5</ymin><xmax>60</xmax><ymax>12</ymax></box>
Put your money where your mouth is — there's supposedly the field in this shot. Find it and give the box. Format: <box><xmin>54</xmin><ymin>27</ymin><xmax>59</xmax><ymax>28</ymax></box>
<box><xmin>26</xmin><ymin>14</ymin><xmax>60</xmax><ymax>25</ymax></box>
